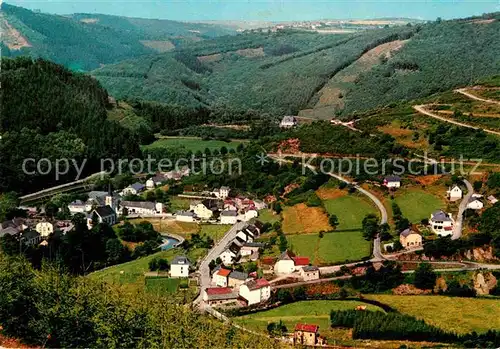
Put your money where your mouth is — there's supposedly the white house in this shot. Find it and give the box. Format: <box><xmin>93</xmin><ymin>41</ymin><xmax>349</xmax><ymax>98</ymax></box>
<box><xmin>35</xmin><ymin>221</ymin><xmax>54</xmax><ymax>237</ymax></box>
<box><xmin>121</xmin><ymin>182</ymin><xmax>146</xmax><ymax>196</ymax></box>
<box><xmin>212</xmin><ymin>268</ymin><xmax>231</xmax><ymax>287</ymax></box>
<box><xmin>220</xmin><ymin>210</ymin><xmax>238</xmax><ymax>224</ymax></box>
<box><xmin>170</xmin><ymin>256</ymin><xmax>191</xmax><ymax>277</ymax></box>
<box><xmin>239</xmin><ymin>278</ymin><xmax>271</xmax><ymax>305</ymax></box>
<box><xmin>219</xmin><ymin>243</ymin><xmax>240</xmax><ymax>265</ymax></box>
<box><xmin>212</xmin><ymin>186</ymin><xmax>230</xmax><ymax>199</ymax></box>
<box><xmin>241</xmin><ymin>209</ymin><xmax>258</xmax><ymax>221</ymax></box>
<box><xmin>240</xmin><ymin>242</ymin><xmax>264</xmax><ymax>257</ymax></box>
<box><xmin>236</xmin><ymin>229</ymin><xmax>254</xmax><ymax>243</ymax></box>
<box><xmin>280</xmin><ymin>115</ymin><xmax>298</xmax><ymax>128</ymax></box>
<box><xmin>467</xmin><ymin>198</ymin><xmax>484</xmax><ymax>210</ymax></box>
<box><xmin>176</xmin><ymin>211</ymin><xmax>196</xmax><ymax>222</ymax></box>
<box><xmin>87</xmin><ymin>205</ymin><xmax>117</xmax><ymax>229</ymax></box>
<box><xmin>447</xmin><ymin>185</ymin><xmax>463</xmax><ymax>201</ymax></box>
<box><xmin>383</xmin><ymin>176</ymin><xmax>401</xmax><ymax>188</ymax></box>
<box><xmin>430</xmin><ymin>210</ymin><xmax>454</xmax><ymax>236</ymax></box>
<box><xmin>68</xmin><ymin>200</ymin><xmax>87</xmax><ymax>215</ymax></box>
<box><xmin>190</xmin><ymin>200</ymin><xmax>219</xmax><ymax>220</ymax></box>
<box><xmin>274</xmin><ymin>250</ymin><xmax>296</xmax><ymax>275</ymax></box>
<box><xmin>120</xmin><ymin>201</ymin><xmax>163</xmax><ymax>215</ymax></box>
<box><xmin>146</xmin><ymin>178</ymin><xmax>155</xmax><ymax>189</ymax></box>
<box><xmin>488</xmin><ymin>195</ymin><xmax>498</xmax><ymax>204</ymax></box>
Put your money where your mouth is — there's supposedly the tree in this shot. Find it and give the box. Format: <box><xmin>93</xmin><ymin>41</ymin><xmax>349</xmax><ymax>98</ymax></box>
<box><xmin>278</xmin><ymin>235</ymin><xmax>288</xmax><ymax>252</ymax></box>
<box><xmin>220</xmin><ymin>146</ymin><xmax>228</xmax><ymax>155</ymax></box>
<box><xmin>362</xmin><ymin>214</ymin><xmax>379</xmax><ymax>241</ymax></box>
<box><xmin>379</xmin><ymin>223</ymin><xmax>392</xmax><ymax>241</ymax></box>
<box><xmin>413</xmin><ymin>262</ymin><xmax>437</xmax><ymax>290</ymax></box>
<box><xmin>329</xmin><ymin>214</ymin><xmax>339</xmax><ymax>229</ymax></box>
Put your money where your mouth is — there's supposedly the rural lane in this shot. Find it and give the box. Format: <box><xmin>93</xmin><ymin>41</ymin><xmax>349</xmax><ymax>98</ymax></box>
<box><xmin>194</xmin><ymin>221</ymin><xmax>247</xmax><ymax>306</ymax></box>
<box><xmin>413</xmin><ymin>105</ymin><xmax>500</xmax><ymax>136</ymax></box>
<box><xmin>452</xmin><ymin>179</ymin><xmax>474</xmax><ymax>240</ymax></box>
<box><xmin>455</xmin><ymin>88</ymin><xmax>500</xmax><ymax>105</ymax></box>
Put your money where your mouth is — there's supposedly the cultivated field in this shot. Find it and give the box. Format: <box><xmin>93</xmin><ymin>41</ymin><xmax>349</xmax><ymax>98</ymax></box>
<box><xmin>282</xmin><ymin>203</ymin><xmax>331</xmax><ymax>234</ymax></box>
<box><xmin>367</xmin><ymin>295</ymin><xmax>500</xmax><ymax>334</ymax></box>
<box><xmin>143</xmin><ymin>137</ymin><xmax>243</xmax><ymax>152</ymax></box>
<box><xmin>287</xmin><ymin>231</ymin><xmax>370</xmax><ymax>264</ymax></box>
<box><xmin>393</xmin><ymin>189</ymin><xmax>444</xmax><ymax>223</ymax></box>
<box><xmin>323</xmin><ymin>195</ymin><xmax>378</xmax><ymax>230</ymax></box>
<box><xmin>128</xmin><ymin>218</ymin><xmax>198</xmax><ymax>236</ymax></box>
<box><xmin>258</xmin><ymin>208</ymin><xmax>281</xmax><ymax>224</ymax></box>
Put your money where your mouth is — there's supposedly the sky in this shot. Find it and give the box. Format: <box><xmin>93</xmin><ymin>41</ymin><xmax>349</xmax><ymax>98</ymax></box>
<box><xmin>5</xmin><ymin>0</ymin><xmax>500</xmax><ymax>21</ymax></box>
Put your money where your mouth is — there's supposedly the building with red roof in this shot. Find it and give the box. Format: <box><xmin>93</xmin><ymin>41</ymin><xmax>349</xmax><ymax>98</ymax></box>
<box><xmin>239</xmin><ymin>278</ymin><xmax>271</xmax><ymax>305</ymax></box>
<box><xmin>292</xmin><ymin>256</ymin><xmax>310</xmax><ymax>266</ymax></box>
<box><xmin>274</xmin><ymin>250</ymin><xmax>312</xmax><ymax>275</ymax></box>
<box><xmin>212</xmin><ymin>268</ymin><xmax>231</xmax><ymax>287</ymax></box>
<box><xmin>294</xmin><ymin>323</ymin><xmax>325</xmax><ymax>346</ymax></box>
<box><xmin>203</xmin><ymin>287</ymin><xmax>238</xmax><ymax>306</ymax></box>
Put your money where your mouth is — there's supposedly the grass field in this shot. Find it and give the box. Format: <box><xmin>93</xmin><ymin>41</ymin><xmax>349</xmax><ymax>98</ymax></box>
<box><xmin>367</xmin><ymin>295</ymin><xmax>500</xmax><ymax>334</ymax></box>
<box><xmin>323</xmin><ymin>195</ymin><xmax>378</xmax><ymax>230</ymax></box>
<box><xmin>235</xmin><ymin>300</ymin><xmax>383</xmax><ymax>335</ymax></box>
<box><xmin>145</xmin><ymin>277</ymin><xmax>180</xmax><ymax>294</ymax></box>
<box><xmin>287</xmin><ymin>231</ymin><xmax>371</xmax><ymax>264</ymax></box>
<box><xmin>282</xmin><ymin>203</ymin><xmax>331</xmax><ymax>234</ymax></box>
<box><xmin>169</xmin><ymin>196</ymin><xmax>191</xmax><ymax>211</ymax></box>
<box><xmin>128</xmin><ymin>218</ymin><xmax>198</xmax><ymax>237</ymax></box>
<box><xmin>142</xmin><ymin>137</ymin><xmax>243</xmax><ymax>153</ymax></box>
<box><xmin>199</xmin><ymin>224</ymin><xmax>231</xmax><ymax>242</ymax></box>
<box><xmin>393</xmin><ymin>189</ymin><xmax>444</xmax><ymax>223</ymax></box>
<box><xmin>258</xmin><ymin>209</ymin><xmax>281</xmax><ymax>224</ymax></box>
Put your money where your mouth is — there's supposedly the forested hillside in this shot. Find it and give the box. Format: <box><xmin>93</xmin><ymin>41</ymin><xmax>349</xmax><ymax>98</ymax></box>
<box><xmin>94</xmin><ymin>13</ymin><xmax>500</xmax><ymax>118</ymax></box>
<box><xmin>0</xmin><ymin>3</ymin><xmax>234</xmax><ymax>71</ymax></box>
<box><xmin>0</xmin><ymin>57</ymin><xmax>141</xmax><ymax>193</ymax></box>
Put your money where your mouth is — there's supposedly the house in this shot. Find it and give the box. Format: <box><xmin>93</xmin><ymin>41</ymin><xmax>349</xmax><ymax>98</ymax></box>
<box><xmin>68</xmin><ymin>200</ymin><xmax>87</xmax><ymax>215</ymax></box>
<box><xmin>176</xmin><ymin>211</ymin><xmax>196</xmax><ymax>222</ymax></box>
<box><xmin>383</xmin><ymin>175</ymin><xmax>401</xmax><ymax>188</ymax></box>
<box><xmin>293</xmin><ymin>256</ymin><xmax>310</xmax><ymax>270</ymax></box>
<box><xmin>300</xmin><ymin>266</ymin><xmax>320</xmax><ymax>281</ymax></box>
<box><xmin>239</xmin><ymin>278</ymin><xmax>271</xmax><ymax>305</ymax></box>
<box><xmin>35</xmin><ymin>221</ymin><xmax>54</xmax><ymax>237</ymax></box>
<box><xmin>87</xmin><ymin>205</ymin><xmax>117</xmax><ymax>229</ymax></box>
<box><xmin>240</xmin><ymin>242</ymin><xmax>263</xmax><ymax>258</ymax></box>
<box><xmin>399</xmin><ymin>228</ymin><xmax>422</xmax><ymax>248</ymax></box>
<box><xmin>163</xmin><ymin>166</ymin><xmax>190</xmax><ymax>181</ymax></box>
<box><xmin>294</xmin><ymin>324</ymin><xmax>326</xmax><ymax>346</ymax></box>
<box><xmin>241</xmin><ymin>209</ymin><xmax>258</xmax><ymax>222</ymax></box>
<box><xmin>86</xmin><ymin>189</ymin><xmax>119</xmax><ymax>212</ymax></box>
<box><xmin>236</xmin><ymin>229</ymin><xmax>254</xmax><ymax>243</ymax></box>
<box><xmin>170</xmin><ymin>256</ymin><xmax>191</xmax><ymax>277</ymax></box>
<box><xmin>274</xmin><ymin>250</ymin><xmax>310</xmax><ymax>274</ymax></box>
<box><xmin>487</xmin><ymin>195</ymin><xmax>498</xmax><ymax>204</ymax></box>
<box><xmin>21</xmin><ymin>229</ymin><xmax>42</xmax><ymax>246</ymax></box>
<box><xmin>203</xmin><ymin>287</ymin><xmax>239</xmax><ymax>306</ymax></box>
<box><xmin>212</xmin><ymin>186</ymin><xmax>230</xmax><ymax>199</ymax></box>
<box><xmin>430</xmin><ymin>210</ymin><xmax>454</xmax><ymax>236</ymax></box>
<box><xmin>220</xmin><ymin>210</ymin><xmax>238</xmax><ymax>224</ymax></box>
<box><xmin>0</xmin><ymin>226</ymin><xmax>19</xmax><ymax>238</ymax></box>
<box><xmin>120</xmin><ymin>201</ymin><xmax>163</xmax><ymax>216</ymax></box>
<box><xmin>447</xmin><ymin>185</ymin><xmax>463</xmax><ymax>201</ymax></box>
<box><xmin>280</xmin><ymin>115</ymin><xmax>298</xmax><ymax>128</ymax></box>
<box><xmin>228</xmin><ymin>271</ymin><xmax>250</xmax><ymax>289</ymax></box>
<box><xmin>467</xmin><ymin>197</ymin><xmax>484</xmax><ymax>210</ymax></box>
<box><xmin>1</xmin><ymin>218</ymin><xmax>28</xmax><ymax>233</ymax></box>
<box><xmin>219</xmin><ymin>243</ymin><xmax>240</xmax><ymax>265</ymax></box>
<box><xmin>146</xmin><ymin>174</ymin><xmax>168</xmax><ymax>189</ymax></box>
<box><xmin>212</xmin><ymin>268</ymin><xmax>231</xmax><ymax>287</ymax></box>
<box><xmin>121</xmin><ymin>182</ymin><xmax>146</xmax><ymax>196</ymax></box>
<box><xmin>190</xmin><ymin>200</ymin><xmax>219</xmax><ymax>220</ymax></box>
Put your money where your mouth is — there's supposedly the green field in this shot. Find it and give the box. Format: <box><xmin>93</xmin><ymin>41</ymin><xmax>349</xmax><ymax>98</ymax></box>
<box><xmin>199</xmin><ymin>224</ymin><xmax>231</xmax><ymax>242</ymax></box>
<box><xmin>258</xmin><ymin>209</ymin><xmax>281</xmax><ymax>224</ymax></box>
<box><xmin>235</xmin><ymin>300</ymin><xmax>383</xmax><ymax>335</ymax></box>
<box><xmin>394</xmin><ymin>190</ymin><xmax>444</xmax><ymax>223</ymax></box>
<box><xmin>142</xmin><ymin>137</ymin><xmax>243</xmax><ymax>153</ymax></box>
<box><xmin>145</xmin><ymin>277</ymin><xmax>180</xmax><ymax>294</ymax></box>
<box><xmin>323</xmin><ymin>195</ymin><xmax>378</xmax><ymax>230</ymax></box>
<box><xmin>368</xmin><ymin>295</ymin><xmax>500</xmax><ymax>335</ymax></box>
<box><xmin>287</xmin><ymin>231</ymin><xmax>371</xmax><ymax>264</ymax></box>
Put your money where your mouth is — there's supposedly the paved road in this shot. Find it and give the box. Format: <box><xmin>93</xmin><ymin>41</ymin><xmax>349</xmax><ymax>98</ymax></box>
<box><xmin>452</xmin><ymin>179</ymin><xmax>474</xmax><ymax>240</ymax></box>
<box><xmin>413</xmin><ymin>105</ymin><xmax>500</xmax><ymax>136</ymax></box>
<box><xmin>194</xmin><ymin>221</ymin><xmax>246</xmax><ymax>306</ymax></box>
<box><xmin>455</xmin><ymin>88</ymin><xmax>500</xmax><ymax>106</ymax></box>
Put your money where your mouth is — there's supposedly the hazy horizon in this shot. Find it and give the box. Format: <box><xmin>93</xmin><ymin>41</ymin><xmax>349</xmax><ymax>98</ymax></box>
<box><xmin>5</xmin><ymin>0</ymin><xmax>500</xmax><ymax>22</ymax></box>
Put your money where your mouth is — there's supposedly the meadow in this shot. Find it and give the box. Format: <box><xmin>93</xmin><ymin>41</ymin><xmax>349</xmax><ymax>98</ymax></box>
<box><xmin>282</xmin><ymin>203</ymin><xmax>331</xmax><ymax>234</ymax></box>
<box><xmin>323</xmin><ymin>195</ymin><xmax>378</xmax><ymax>230</ymax></box>
<box><xmin>393</xmin><ymin>189</ymin><xmax>445</xmax><ymax>223</ymax></box>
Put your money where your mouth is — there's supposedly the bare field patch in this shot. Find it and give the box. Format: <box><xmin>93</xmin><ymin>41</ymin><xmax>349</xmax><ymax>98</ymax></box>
<box><xmin>316</xmin><ymin>187</ymin><xmax>347</xmax><ymax>200</ymax></box>
<box><xmin>1</xmin><ymin>18</ymin><xmax>31</xmax><ymax>50</ymax></box>
<box><xmin>197</xmin><ymin>53</ymin><xmax>223</xmax><ymax>63</ymax></box>
<box><xmin>377</xmin><ymin>125</ymin><xmax>413</xmax><ymax>137</ymax></box>
<box><xmin>414</xmin><ymin>175</ymin><xmax>443</xmax><ymax>186</ymax></box>
<box><xmin>282</xmin><ymin>203</ymin><xmax>331</xmax><ymax>234</ymax></box>
<box><xmin>140</xmin><ymin>40</ymin><xmax>175</xmax><ymax>52</ymax></box>
<box><xmin>80</xmin><ymin>18</ymin><xmax>98</xmax><ymax>24</ymax></box>
<box><xmin>236</xmin><ymin>47</ymin><xmax>265</xmax><ymax>57</ymax></box>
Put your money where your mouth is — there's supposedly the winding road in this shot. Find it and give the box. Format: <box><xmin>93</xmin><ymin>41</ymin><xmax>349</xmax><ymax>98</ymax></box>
<box><xmin>455</xmin><ymin>88</ymin><xmax>500</xmax><ymax>105</ymax></box>
<box><xmin>452</xmin><ymin>179</ymin><xmax>474</xmax><ymax>240</ymax></box>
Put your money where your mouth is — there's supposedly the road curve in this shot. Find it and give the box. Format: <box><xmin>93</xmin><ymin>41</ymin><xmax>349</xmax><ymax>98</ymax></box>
<box><xmin>413</xmin><ymin>105</ymin><xmax>500</xmax><ymax>136</ymax></box>
<box><xmin>455</xmin><ymin>88</ymin><xmax>500</xmax><ymax>106</ymax></box>
<box><xmin>452</xmin><ymin>179</ymin><xmax>474</xmax><ymax>240</ymax></box>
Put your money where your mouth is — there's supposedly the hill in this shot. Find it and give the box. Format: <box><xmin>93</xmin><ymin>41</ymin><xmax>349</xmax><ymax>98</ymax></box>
<box><xmin>93</xmin><ymin>13</ymin><xmax>500</xmax><ymax>118</ymax></box>
<box><xmin>0</xmin><ymin>57</ymin><xmax>142</xmax><ymax>193</ymax></box>
<box><xmin>0</xmin><ymin>3</ymin><xmax>235</xmax><ymax>71</ymax></box>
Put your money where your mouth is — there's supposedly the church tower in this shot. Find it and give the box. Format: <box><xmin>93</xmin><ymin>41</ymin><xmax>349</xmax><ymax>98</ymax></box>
<box><xmin>105</xmin><ymin>182</ymin><xmax>114</xmax><ymax>210</ymax></box>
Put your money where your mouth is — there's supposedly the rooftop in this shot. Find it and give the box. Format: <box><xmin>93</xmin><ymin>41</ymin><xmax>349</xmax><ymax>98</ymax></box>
<box><xmin>295</xmin><ymin>323</ymin><xmax>319</xmax><ymax>333</ymax></box>
<box><xmin>205</xmin><ymin>287</ymin><xmax>238</xmax><ymax>301</ymax></box>
<box><xmin>431</xmin><ymin>210</ymin><xmax>452</xmax><ymax>222</ymax></box>
<box><xmin>244</xmin><ymin>278</ymin><xmax>270</xmax><ymax>291</ymax></box>
<box><xmin>94</xmin><ymin>205</ymin><xmax>115</xmax><ymax>218</ymax></box>
<box><xmin>302</xmin><ymin>265</ymin><xmax>319</xmax><ymax>272</ymax></box>
<box><xmin>221</xmin><ymin>210</ymin><xmax>238</xmax><ymax>216</ymax></box>
<box><xmin>293</xmin><ymin>256</ymin><xmax>310</xmax><ymax>266</ymax></box>
<box><xmin>171</xmin><ymin>256</ymin><xmax>191</xmax><ymax>265</ymax></box>
<box><xmin>217</xmin><ymin>268</ymin><xmax>231</xmax><ymax>277</ymax></box>
<box><xmin>400</xmin><ymin>228</ymin><xmax>420</xmax><ymax>237</ymax></box>
<box><xmin>384</xmin><ymin>175</ymin><xmax>401</xmax><ymax>182</ymax></box>
<box><xmin>228</xmin><ymin>270</ymin><xmax>248</xmax><ymax>280</ymax></box>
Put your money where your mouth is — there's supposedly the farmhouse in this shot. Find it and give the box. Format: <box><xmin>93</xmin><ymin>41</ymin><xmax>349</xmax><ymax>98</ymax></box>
<box><xmin>467</xmin><ymin>197</ymin><xmax>484</xmax><ymax>210</ymax></box>
<box><xmin>447</xmin><ymin>185</ymin><xmax>463</xmax><ymax>201</ymax></box>
<box><xmin>430</xmin><ymin>210</ymin><xmax>454</xmax><ymax>236</ymax></box>
<box><xmin>176</xmin><ymin>211</ymin><xmax>196</xmax><ymax>222</ymax></box>
<box><xmin>294</xmin><ymin>324</ymin><xmax>319</xmax><ymax>346</ymax></box>
<box><xmin>219</xmin><ymin>243</ymin><xmax>241</xmax><ymax>265</ymax></box>
<box><xmin>120</xmin><ymin>201</ymin><xmax>163</xmax><ymax>215</ymax></box>
<box><xmin>87</xmin><ymin>206</ymin><xmax>117</xmax><ymax>229</ymax></box>
<box><xmin>239</xmin><ymin>278</ymin><xmax>271</xmax><ymax>305</ymax></box>
<box><xmin>274</xmin><ymin>250</ymin><xmax>310</xmax><ymax>274</ymax></box>
<box><xmin>35</xmin><ymin>221</ymin><xmax>54</xmax><ymax>237</ymax></box>
<box><xmin>68</xmin><ymin>200</ymin><xmax>87</xmax><ymax>215</ymax></box>
<box><xmin>212</xmin><ymin>268</ymin><xmax>231</xmax><ymax>287</ymax></box>
<box><xmin>203</xmin><ymin>287</ymin><xmax>239</xmax><ymax>306</ymax></box>
<box><xmin>280</xmin><ymin>115</ymin><xmax>298</xmax><ymax>128</ymax></box>
<box><xmin>190</xmin><ymin>199</ymin><xmax>220</xmax><ymax>220</ymax></box>
<box><xmin>212</xmin><ymin>186</ymin><xmax>230</xmax><ymax>199</ymax></box>
<box><xmin>228</xmin><ymin>271</ymin><xmax>250</xmax><ymax>289</ymax></box>
<box><xmin>121</xmin><ymin>182</ymin><xmax>146</xmax><ymax>196</ymax></box>
<box><xmin>170</xmin><ymin>255</ymin><xmax>191</xmax><ymax>277</ymax></box>
<box><xmin>236</xmin><ymin>229</ymin><xmax>254</xmax><ymax>243</ymax></box>
<box><xmin>383</xmin><ymin>175</ymin><xmax>401</xmax><ymax>188</ymax></box>
<box><xmin>399</xmin><ymin>228</ymin><xmax>422</xmax><ymax>248</ymax></box>
<box><xmin>300</xmin><ymin>266</ymin><xmax>320</xmax><ymax>281</ymax></box>
<box><xmin>220</xmin><ymin>210</ymin><xmax>238</xmax><ymax>224</ymax></box>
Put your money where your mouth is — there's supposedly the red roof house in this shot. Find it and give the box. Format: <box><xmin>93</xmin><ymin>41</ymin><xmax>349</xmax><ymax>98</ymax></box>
<box><xmin>295</xmin><ymin>323</ymin><xmax>319</xmax><ymax>333</ymax></box>
<box><xmin>292</xmin><ymin>256</ymin><xmax>310</xmax><ymax>266</ymax></box>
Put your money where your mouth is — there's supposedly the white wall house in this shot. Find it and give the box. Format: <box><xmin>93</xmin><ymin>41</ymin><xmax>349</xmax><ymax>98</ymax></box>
<box><xmin>120</xmin><ymin>201</ymin><xmax>163</xmax><ymax>215</ymax></box>
<box><xmin>35</xmin><ymin>222</ymin><xmax>54</xmax><ymax>237</ymax></box>
<box><xmin>467</xmin><ymin>198</ymin><xmax>484</xmax><ymax>210</ymax></box>
<box><xmin>68</xmin><ymin>200</ymin><xmax>87</xmax><ymax>215</ymax></box>
<box><xmin>279</xmin><ymin>115</ymin><xmax>298</xmax><ymax>128</ymax></box>
<box><xmin>242</xmin><ymin>209</ymin><xmax>258</xmax><ymax>221</ymax></box>
<box><xmin>212</xmin><ymin>268</ymin><xmax>230</xmax><ymax>287</ymax></box>
<box><xmin>176</xmin><ymin>211</ymin><xmax>196</xmax><ymax>222</ymax></box>
<box><xmin>219</xmin><ymin>243</ymin><xmax>240</xmax><ymax>265</ymax></box>
<box><xmin>430</xmin><ymin>210</ymin><xmax>454</xmax><ymax>236</ymax></box>
<box><xmin>87</xmin><ymin>205</ymin><xmax>117</xmax><ymax>230</ymax></box>
<box><xmin>236</xmin><ymin>229</ymin><xmax>254</xmax><ymax>243</ymax></box>
<box><xmin>447</xmin><ymin>185</ymin><xmax>463</xmax><ymax>201</ymax></box>
<box><xmin>239</xmin><ymin>279</ymin><xmax>271</xmax><ymax>305</ymax></box>
<box><xmin>170</xmin><ymin>256</ymin><xmax>191</xmax><ymax>277</ymax></box>
<box><xmin>274</xmin><ymin>250</ymin><xmax>296</xmax><ymax>275</ymax></box>
<box><xmin>220</xmin><ymin>210</ymin><xmax>238</xmax><ymax>224</ymax></box>
<box><xmin>121</xmin><ymin>182</ymin><xmax>146</xmax><ymax>196</ymax></box>
<box><xmin>383</xmin><ymin>176</ymin><xmax>401</xmax><ymax>188</ymax></box>
<box><xmin>190</xmin><ymin>200</ymin><xmax>217</xmax><ymax>220</ymax></box>
<box><xmin>212</xmin><ymin>186</ymin><xmax>230</xmax><ymax>199</ymax></box>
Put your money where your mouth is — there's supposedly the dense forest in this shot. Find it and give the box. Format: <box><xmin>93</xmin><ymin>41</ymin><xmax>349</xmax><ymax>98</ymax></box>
<box><xmin>0</xmin><ymin>57</ymin><xmax>141</xmax><ymax>193</ymax></box>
